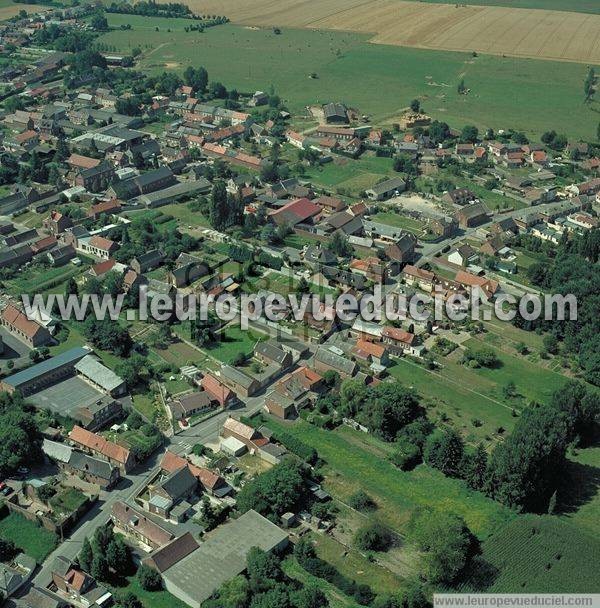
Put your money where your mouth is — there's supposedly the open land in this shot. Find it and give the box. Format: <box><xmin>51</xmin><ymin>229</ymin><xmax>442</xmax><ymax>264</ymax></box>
<box><xmin>100</xmin><ymin>19</ymin><xmax>600</xmax><ymax>140</ymax></box>
<box><xmin>160</xmin><ymin>0</ymin><xmax>600</xmax><ymax>64</ymax></box>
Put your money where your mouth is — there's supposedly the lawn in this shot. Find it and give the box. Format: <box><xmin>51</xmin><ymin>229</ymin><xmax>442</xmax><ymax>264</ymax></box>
<box><xmin>0</xmin><ymin>512</ymin><xmax>58</xmax><ymax>562</ymax></box>
<box><xmin>459</xmin><ymin>337</ymin><xmax>567</xmax><ymax>403</ymax></box>
<box><xmin>206</xmin><ymin>324</ymin><xmax>268</xmax><ymax>364</ymax></box>
<box><xmin>113</xmin><ymin>576</ymin><xmax>189</xmax><ymax>608</ymax></box>
<box><xmin>260</xmin><ymin>415</ymin><xmax>514</xmax><ymax>538</ymax></box>
<box><xmin>283</xmin><ymin>557</ymin><xmax>361</xmax><ymax>608</ymax></box>
<box><xmin>388</xmin><ymin>358</ymin><xmax>518</xmax><ymax>446</ymax></box>
<box><xmin>98</xmin><ymin>22</ymin><xmax>600</xmax><ymax>139</ymax></box>
<box><xmin>158</xmin><ymin>202</ymin><xmax>210</xmax><ymax>228</ymax></box>
<box><xmin>372</xmin><ymin>212</ymin><xmax>425</xmax><ymax>234</ymax></box>
<box><xmin>50</xmin><ymin>488</ymin><xmax>88</xmax><ymax>514</ymax></box>
<box><xmin>303</xmin><ymin>155</ymin><xmax>393</xmax><ymax>196</ymax></box>
<box><xmin>6</xmin><ymin>264</ymin><xmax>83</xmax><ymax>296</ymax></box>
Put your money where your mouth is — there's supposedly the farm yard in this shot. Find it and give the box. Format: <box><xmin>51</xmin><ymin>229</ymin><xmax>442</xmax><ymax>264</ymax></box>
<box><xmin>100</xmin><ymin>19</ymin><xmax>600</xmax><ymax>140</ymax></box>
<box><xmin>161</xmin><ymin>0</ymin><xmax>600</xmax><ymax>64</ymax></box>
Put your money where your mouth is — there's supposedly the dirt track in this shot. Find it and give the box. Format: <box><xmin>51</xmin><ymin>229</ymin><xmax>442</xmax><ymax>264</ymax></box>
<box><xmin>172</xmin><ymin>0</ymin><xmax>600</xmax><ymax>63</ymax></box>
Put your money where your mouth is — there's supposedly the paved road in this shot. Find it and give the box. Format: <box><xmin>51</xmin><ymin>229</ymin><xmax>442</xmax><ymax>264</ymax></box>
<box><xmin>31</xmin><ymin>453</ymin><xmax>163</xmax><ymax>589</ymax></box>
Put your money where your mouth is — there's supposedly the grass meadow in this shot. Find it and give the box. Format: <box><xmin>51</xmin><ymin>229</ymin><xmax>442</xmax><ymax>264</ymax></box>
<box><xmin>99</xmin><ymin>20</ymin><xmax>600</xmax><ymax>140</ymax></box>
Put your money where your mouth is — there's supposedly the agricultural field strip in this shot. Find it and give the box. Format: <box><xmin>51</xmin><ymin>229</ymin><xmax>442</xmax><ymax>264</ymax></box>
<box><xmin>168</xmin><ymin>0</ymin><xmax>600</xmax><ymax>63</ymax></box>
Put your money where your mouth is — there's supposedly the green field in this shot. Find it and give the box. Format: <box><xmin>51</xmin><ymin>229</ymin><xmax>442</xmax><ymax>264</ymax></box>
<box><xmin>260</xmin><ymin>415</ymin><xmax>514</xmax><ymax>538</ymax></box>
<box><xmin>463</xmin><ymin>515</ymin><xmax>600</xmax><ymax>592</ymax></box>
<box><xmin>99</xmin><ymin>20</ymin><xmax>600</xmax><ymax>139</ymax></box>
<box><xmin>559</xmin><ymin>446</ymin><xmax>600</xmax><ymax>538</ymax></box>
<box><xmin>113</xmin><ymin>576</ymin><xmax>189</xmax><ymax>608</ymax></box>
<box><xmin>0</xmin><ymin>512</ymin><xmax>58</xmax><ymax>562</ymax></box>
<box><xmin>206</xmin><ymin>324</ymin><xmax>267</xmax><ymax>364</ymax></box>
<box><xmin>303</xmin><ymin>156</ymin><xmax>393</xmax><ymax>196</ymax></box>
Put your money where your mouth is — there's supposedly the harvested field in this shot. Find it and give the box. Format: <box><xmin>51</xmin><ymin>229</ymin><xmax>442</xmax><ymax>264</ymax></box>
<box><xmin>169</xmin><ymin>0</ymin><xmax>600</xmax><ymax>63</ymax></box>
<box><xmin>0</xmin><ymin>0</ymin><xmax>48</xmax><ymax>19</ymax></box>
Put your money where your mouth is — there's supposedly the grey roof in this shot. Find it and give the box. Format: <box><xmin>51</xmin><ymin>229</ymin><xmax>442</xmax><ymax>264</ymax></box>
<box><xmin>3</xmin><ymin>347</ymin><xmax>90</xmax><ymax>389</ymax></box>
<box><xmin>366</xmin><ymin>177</ymin><xmax>406</xmax><ymax>195</ymax></box>
<box><xmin>42</xmin><ymin>439</ymin><xmax>73</xmax><ymax>464</ymax></box>
<box><xmin>74</xmin><ymin>355</ymin><xmax>125</xmax><ymax>393</ymax></box>
<box><xmin>220</xmin><ymin>365</ymin><xmax>256</xmax><ymax>389</ymax></box>
<box><xmin>162</xmin><ymin>510</ymin><xmax>288</xmax><ymax>606</ymax></box>
<box><xmin>363</xmin><ymin>219</ymin><xmax>406</xmax><ymax>240</ymax></box>
<box><xmin>157</xmin><ymin>465</ymin><xmax>197</xmax><ymax>500</ymax></box>
<box><xmin>314</xmin><ymin>347</ymin><xmax>357</xmax><ymax>375</ymax></box>
<box><xmin>68</xmin><ymin>450</ymin><xmax>116</xmax><ymax>481</ymax></box>
<box><xmin>254</xmin><ymin>341</ymin><xmax>290</xmax><ymax>366</ymax></box>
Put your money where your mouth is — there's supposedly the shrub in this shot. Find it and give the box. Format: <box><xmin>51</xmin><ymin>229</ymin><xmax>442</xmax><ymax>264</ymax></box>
<box><xmin>354</xmin><ymin>522</ymin><xmax>393</xmax><ymax>552</ymax></box>
<box><xmin>348</xmin><ymin>490</ymin><xmax>377</xmax><ymax>512</ymax></box>
<box><xmin>137</xmin><ymin>565</ymin><xmax>163</xmax><ymax>591</ymax></box>
<box><xmin>390</xmin><ymin>440</ymin><xmax>421</xmax><ymax>471</ymax></box>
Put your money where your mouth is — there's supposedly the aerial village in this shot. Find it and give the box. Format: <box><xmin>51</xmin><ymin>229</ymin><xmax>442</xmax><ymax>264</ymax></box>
<box><xmin>0</xmin><ymin>3</ymin><xmax>599</xmax><ymax>608</ymax></box>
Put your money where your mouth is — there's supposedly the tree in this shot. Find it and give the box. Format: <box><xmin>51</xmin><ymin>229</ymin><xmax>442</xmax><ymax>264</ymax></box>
<box><xmin>328</xmin><ymin>231</ymin><xmax>353</xmax><ymax>258</ymax></box>
<box><xmin>291</xmin><ymin>584</ymin><xmax>328</xmax><ymax>608</ymax></box>
<box><xmin>487</xmin><ymin>403</ymin><xmax>569</xmax><ymax>511</ymax></box>
<box><xmin>409</xmin><ymin>99</ymin><xmax>420</xmax><ymax>112</ymax></box>
<box><xmin>210</xmin><ymin>180</ymin><xmax>228</xmax><ymax>230</ymax></box>
<box><xmin>90</xmin><ymin>553</ymin><xmax>109</xmax><ymax>581</ymax></box>
<box><xmin>409</xmin><ymin>509</ymin><xmax>473</xmax><ymax>584</ymax></box>
<box><xmin>353</xmin><ymin>383</ymin><xmax>422</xmax><ymax>442</ymax></box>
<box><xmin>296</xmin><ymin>276</ymin><xmax>310</xmax><ymax>294</ymax></box>
<box><xmin>584</xmin><ymin>67</ymin><xmax>596</xmax><ymax>101</ymax></box>
<box><xmin>0</xmin><ymin>538</ymin><xmax>18</xmax><ymax>563</ymax></box>
<box><xmin>461</xmin><ymin>443</ymin><xmax>488</xmax><ymax>490</ymax></box>
<box><xmin>457</xmin><ymin>78</ymin><xmax>466</xmax><ymax>94</ymax></box>
<box><xmin>106</xmin><ymin>538</ymin><xmax>132</xmax><ymax>573</ymax></box>
<box><xmin>204</xmin><ymin>575</ymin><xmax>249</xmax><ymax>608</ymax></box>
<box><xmin>91</xmin><ymin>12</ymin><xmax>109</xmax><ymax>30</ymax></box>
<box><xmin>460</xmin><ymin>125</ymin><xmax>478</xmax><ymax>143</ymax></box>
<box><xmin>424</xmin><ymin>428</ymin><xmax>464</xmax><ymax>477</ymax></box>
<box><xmin>428</xmin><ymin>120</ymin><xmax>450</xmax><ymax>144</ymax></box>
<box><xmin>246</xmin><ymin>547</ymin><xmax>283</xmax><ymax>592</ymax></box>
<box><xmin>543</xmin><ymin>333</ymin><xmax>559</xmax><ymax>355</ymax></box>
<box><xmin>183</xmin><ymin>66</ymin><xmax>208</xmax><ymax>94</ymax></box>
<box><xmin>354</xmin><ymin>522</ymin><xmax>392</xmax><ymax>552</ymax></box>
<box><xmin>236</xmin><ymin>460</ymin><xmax>305</xmax><ymax>519</ymax></box>
<box><xmin>77</xmin><ymin>536</ymin><xmax>94</xmax><ymax>572</ymax></box>
<box><xmin>137</xmin><ymin>565</ymin><xmax>163</xmax><ymax>591</ymax></box>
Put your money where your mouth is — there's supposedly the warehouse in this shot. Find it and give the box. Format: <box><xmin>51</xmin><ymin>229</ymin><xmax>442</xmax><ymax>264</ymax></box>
<box><xmin>0</xmin><ymin>346</ymin><xmax>90</xmax><ymax>395</ymax></box>
<box><xmin>152</xmin><ymin>510</ymin><xmax>288</xmax><ymax>608</ymax></box>
<box><xmin>74</xmin><ymin>355</ymin><xmax>126</xmax><ymax>397</ymax></box>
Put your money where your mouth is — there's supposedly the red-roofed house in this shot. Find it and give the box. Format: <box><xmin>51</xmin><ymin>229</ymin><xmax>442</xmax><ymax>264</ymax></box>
<box><xmin>80</xmin><ymin>235</ymin><xmax>118</xmax><ymax>260</ymax></box>
<box><xmin>201</xmin><ymin>373</ymin><xmax>236</xmax><ymax>408</ymax></box>
<box><xmin>381</xmin><ymin>326</ymin><xmax>418</xmax><ymax>356</ymax></box>
<box><xmin>69</xmin><ymin>425</ymin><xmax>135</xmax><ymax>473</ymax></box>
<box><xmin>455</xmin><ymin>270</ymin><xmax>499</xmax><ymax>301</ymax></box>
<box><xmin>269</xmin><ymin>198</ymin><xmax>321</xmax><ymax>227</ymax></box>
<box><xmin>1</xmin><ymin>304</ymin><xmax>52</xmax><ymax>348</ymax></box>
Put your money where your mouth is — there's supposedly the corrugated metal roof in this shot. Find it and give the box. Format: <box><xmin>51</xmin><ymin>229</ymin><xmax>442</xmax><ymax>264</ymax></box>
<box><xmin>3</xmin><ymin>346</ymin><xmax>90</xmax><ymax>388</ymax></box>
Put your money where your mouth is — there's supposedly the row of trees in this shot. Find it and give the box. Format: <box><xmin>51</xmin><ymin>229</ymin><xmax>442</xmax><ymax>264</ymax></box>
<box><xmin>523</xmin><ymin>227</ymin><xmax>600</xmax><ymax>386</ymax></box>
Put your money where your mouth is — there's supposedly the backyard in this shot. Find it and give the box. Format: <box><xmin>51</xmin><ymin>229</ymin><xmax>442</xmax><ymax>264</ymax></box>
<box><xmin>0</xmin><ymin>512</ymin><xmax>58</xmax><ymax>562</ymax></box>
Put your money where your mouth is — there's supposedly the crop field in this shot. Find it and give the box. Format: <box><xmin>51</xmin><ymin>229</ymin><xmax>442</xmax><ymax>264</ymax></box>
<box><xmin>463</xmin><ymin>515</ymin><xmax>600</xmax><ymax>592</ymax></box>
<box><xmin>167</xmin><ymin>0</ymin><xmax>600</xmax><ymax>64</ymax></box>
<box><xmin>100</xmin><ymin>20</ymin><xmax>600</xmax><ymax>140</ymax></box>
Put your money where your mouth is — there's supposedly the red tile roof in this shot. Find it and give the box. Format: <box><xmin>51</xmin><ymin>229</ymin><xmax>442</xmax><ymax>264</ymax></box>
<box><xmin>382</xmin><ymin>326</ymin><xmax>415</xmax><ymax>345</ymax></box>
<box><xmin>2</xmin><ymin>304</ymin><xmax>45</xmax><ymax>340</ymax></box>
<box><xmin>69</xmin><ymin>425</ymin><xmax>130</xmax><ymax>465</ymax></box>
